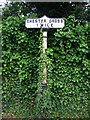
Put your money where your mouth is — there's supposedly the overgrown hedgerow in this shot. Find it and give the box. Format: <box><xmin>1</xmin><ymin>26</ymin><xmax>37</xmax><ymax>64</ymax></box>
<box><xmin>2</xmin><ymin>15</ymin><xmax>90</xmax><ymax>118</ymax></box>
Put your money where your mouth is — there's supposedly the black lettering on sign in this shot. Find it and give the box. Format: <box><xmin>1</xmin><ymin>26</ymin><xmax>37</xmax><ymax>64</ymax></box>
<box><xmin>51</xmin><ymin>24</ymin><xmax>53</xmax><ymax>27</ymax></box>
<box><xmin>52</xmin><ymin>19</ymin><xmax>55</xmax><ymax>23</ymax></box>
<box><xmin>58</xmin><ymin>19</ymin><xmax>60</xmax><ymax>23</ymax></box>
<box><xmin>41</xmin><ymin>19</ymin><xmax>43</xmax><ymax>23</ymax></box>
<box><xmin>44</xmin><ymin>24</ymin><xmax>47</xmax><ymax>27</ymax></box>
<box><xmin>61</xmin><ymin>19</ymin><xmax>63</xmax><ymax>23</ymax></box>
<box><xmin>40</xmin><ymin>23</ymin><xmax>49</xmax><ymax>28</ymax></box>
<box><xmin>27</xmin><ymin>19</ymin><xmax>32</xmax><ymax>23</ymax></box>
<box><xmin>49</xmin><ymin>19</ymin><xmax>53</xmax><ymax>23</ymax></box>
<box><xmin>35</xmin><ymin>19</ymin><xmax>37</xmax><ymax>23</ymax></box>
<box><xmin>47</xmin><ymin>23</ymin><xmax>49</xmax><ymax>27</ymax></box>
<box><xmin>27</xmin><ymin>19</ymin><xmax>29</xmax><ymax>23</ymax></box>
<box><xmin>38</xmin><ymin>19</ymin><xmax>40</xmax><ymax>23</ymax></box>
<box><xmin>41</xmin><ymin>24</ymin><xmax>43</xmax><ymax>27</ymax></box>
<box><xmin>49</xmin><ymin>19</ymin><xmax>51</xmax><ymax>23</ymax></box>
<box><xmin>44</xmin><ymin>19</ymin><xmax>46</xmax><ymax>22</ymax></box>
<box><xmin>32</xmin><ymin>19</ymin><xmax>34</xmax><ymax>23</ymax></box>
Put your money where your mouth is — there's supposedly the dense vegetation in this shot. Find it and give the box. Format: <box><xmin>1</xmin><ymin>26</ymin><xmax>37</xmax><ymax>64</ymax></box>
<box><xmin>2</xmin><ymin>1</ymin><xmax>90</xmax><ymax>119</ymax></box>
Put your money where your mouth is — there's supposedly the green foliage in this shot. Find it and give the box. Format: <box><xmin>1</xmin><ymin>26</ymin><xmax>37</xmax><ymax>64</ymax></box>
<box><xmin>2</xmin><ymin>2</ymin><xmax>89</xmax><ymax>22</ymax></box>
<box><xmin>2</xmin><ymin>15</ymin><xmax>40</xmax><ymax>117</ymax></box>
<box><xmin>46</xmin><ymin>16</ymin><xmax>90</xmax><ymax>118</ymax></box>
<box><xmin>2</xmin><ymin>15</ymin><xmax>90</xmax><ymax>118</ymax></box>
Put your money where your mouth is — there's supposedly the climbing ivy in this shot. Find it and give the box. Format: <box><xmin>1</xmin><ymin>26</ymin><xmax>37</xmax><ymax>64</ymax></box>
<box><xmin>2</xmin><ymin>16</ymin><xmax>40</xmax><ymax>117</ymax></box>
<box><xmin>2</xmin><ymin>15</ymin><xmax>90</xmax><ymax>118</ymax></box>
<box><xmin>43</xmin><ymin>16</ymin><xmax>90</xmax><ymax>118</ymax></box>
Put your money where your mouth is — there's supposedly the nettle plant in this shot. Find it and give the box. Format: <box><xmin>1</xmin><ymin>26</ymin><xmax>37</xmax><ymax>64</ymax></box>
<box><xmin>2</xmin><ymin>15</ymin><xmax>90</xmax><ymax>118</ymax></box>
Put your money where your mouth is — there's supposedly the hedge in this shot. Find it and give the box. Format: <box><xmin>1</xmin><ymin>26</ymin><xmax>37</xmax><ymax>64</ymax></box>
<box><xmin>2</xmin><ymin>15</ymin><xmax>90</xmax><ymax>118</ymax></box>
